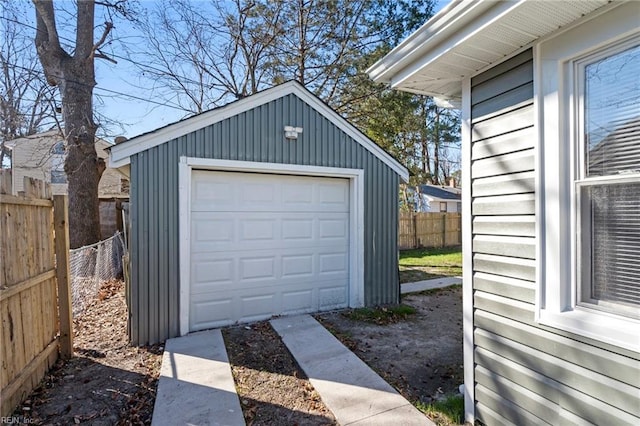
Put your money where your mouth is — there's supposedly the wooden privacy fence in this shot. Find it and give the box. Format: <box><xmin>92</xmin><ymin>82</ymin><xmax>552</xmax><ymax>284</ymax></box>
<box><xmin>0</xmin><ymin>176</ymin><xmax>73</xmax><ymax>417</ymax></box>
<box><xmin>399</xmin><ymin>212</ymin><xmax>461</xmax><ymax>250</ymax></box>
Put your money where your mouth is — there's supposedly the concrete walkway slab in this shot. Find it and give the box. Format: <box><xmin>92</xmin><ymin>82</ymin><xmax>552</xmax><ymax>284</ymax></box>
<box><xmin>271</xmin><ymin>315</ymin><xmax>434</xmax><ymax>426</ymax></box>
<box><xmin>152</xmin><ymin>329</ymin><xmax>244</xmax><ymax>426</ymax></box>
<box><xmin>401</xmin><ymin>276</ymin><xmax>462</xmax><ymax>294</ymax></box>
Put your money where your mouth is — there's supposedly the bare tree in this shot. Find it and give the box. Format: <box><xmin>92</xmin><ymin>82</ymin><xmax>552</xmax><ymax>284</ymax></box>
<box><xmin>32</xmin><ymin>0</ymin><xmax>116</xmax><ymax>248</ymax></box>
<box><xmin>1</xmin><ymin>3</ymin><xmax>58</xmax><ymax>166</ymax></box>
<box><xmin>128</xmin><ymin>0</ymin><xmax>285</xmax><ymax>114</ymax></box>
<box><xmin>267</xmin><ymin>0</ymin><xmax>370</xmax><ymax>107</ymax></box>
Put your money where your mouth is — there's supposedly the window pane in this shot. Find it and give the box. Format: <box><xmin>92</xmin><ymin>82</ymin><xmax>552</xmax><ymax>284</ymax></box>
<box><xmin>582</xmin><ymin>183</ymin><xmax>640</xmax><ymax>312</ymax></box>
<box><xmin>585</xmin><ymin>43</ymin><xmax>640</xmax><ymax>177</ymax></box>
<box><xmin>52</xmin><ymin>141</ymin><xmax>65</xmax><ymax>155</ymax></box>
<box><xmin>51</xmin><ymin>170</ymin><xmax>67</xmax><ymax>184</ymax></box>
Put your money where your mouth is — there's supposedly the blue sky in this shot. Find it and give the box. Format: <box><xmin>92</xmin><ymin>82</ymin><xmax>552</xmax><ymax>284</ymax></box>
<box><xmin>94</xmin><ymin>0</ymin><xmax>451</xmax><ymax>141</ymax></box>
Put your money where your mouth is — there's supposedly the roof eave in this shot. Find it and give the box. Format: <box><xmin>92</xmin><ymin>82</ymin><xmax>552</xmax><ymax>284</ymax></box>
<box><xmin>367</xmin><ymin>0</ymin><xmax>499</xmax><ymax>85</ymax></box>
<box><xmin>369</xmin><ymin>0</ymin><xmax>615</xmax><ymax>101</ymax></box>
<box><xmin>108</xmin><ymin>81</ymin><xmax>410</xmax><ymax>182</ymax></box>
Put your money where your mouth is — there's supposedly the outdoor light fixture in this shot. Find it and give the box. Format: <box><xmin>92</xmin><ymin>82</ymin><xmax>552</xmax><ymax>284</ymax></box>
<box><xmin>284</xmin><ymin>126</ymin><xmax>303</xmax><ymax>140</ymax></box>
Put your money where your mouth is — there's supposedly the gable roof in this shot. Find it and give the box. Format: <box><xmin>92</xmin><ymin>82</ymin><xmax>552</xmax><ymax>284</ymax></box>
<box><xmin>109</xmin><ymin>81</ymin><xmax>409</xmax><ymax>181</ymax></box>
<box><xmin>367</xmin><ymin>0</ymin><xmax>614</xmax><ymax>102</ymax></box>
<box><xmin>419</xmin><ymin>184</ymin><xmax>461</xmax><ymax>201</ymax></box>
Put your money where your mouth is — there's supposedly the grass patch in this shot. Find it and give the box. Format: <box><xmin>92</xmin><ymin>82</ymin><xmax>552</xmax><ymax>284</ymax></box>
<box><xmin>416</xmin><ymin>394</ymin><xmax>464</xmax><ymax>426</ymax></box>
<box><xmin>399</xmin><ymin>247</ymin><xmax>462</xmax><ymax>283</ymax></box>
<box><xmin>345</xmin><ymin>304</ymin><xmax>416</xmax><ymax>325</ymax></box>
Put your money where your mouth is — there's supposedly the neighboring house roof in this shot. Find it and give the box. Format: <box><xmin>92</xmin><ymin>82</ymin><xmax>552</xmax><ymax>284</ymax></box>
<box><xmin>419</xmin><ymin>184</ymin><xmax>461</xmax><ymax>201</ymax></box>
<box><xmin>367</xmin><ymin>0</ymin><xmax>612</xmax><ymax>103</ymax></box>
<box><xmin>109</xmin><ymin>81</ymin><xmax>410</xmax><ymax>181</ymax></box>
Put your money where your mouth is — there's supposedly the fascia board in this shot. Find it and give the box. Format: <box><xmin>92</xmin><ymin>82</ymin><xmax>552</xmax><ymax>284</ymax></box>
<box><xmin>367</xmin><ymin>0</ymin><xmax>492</xmax><ymax>83</ymax></box>
<box><xmin>387</xmin><ymin>0</ymin><xmax>526</xmax><ymax>90</ymax></box>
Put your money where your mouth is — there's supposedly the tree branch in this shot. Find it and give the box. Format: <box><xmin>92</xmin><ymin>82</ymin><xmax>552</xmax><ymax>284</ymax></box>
<box><xmin>75</xmin><ymin>0</ymin><xmax>96</xmax><ymax>59</ymax></box>
<box><xmin>91</xmin><ymin>21</ymin><xmax>114</xmax><ymax>57</ymax></box>
<box><xmin>33</xmin><ymin>0</ymin><xmax>62</xmax><ymax>52</ymax></box>
<box><xmin>94</xmin><ymin>49</ymin><xmax>117</xmax><ymax>64</ymax></box>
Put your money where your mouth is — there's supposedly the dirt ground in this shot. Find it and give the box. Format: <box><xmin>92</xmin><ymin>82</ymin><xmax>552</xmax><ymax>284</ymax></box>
<box><xmin>16</xmin><ymin>280</ymin><xmax>162</xmax><ymax>425</ymax></box>
<box><xmin>222</xmin><ymin>285</ymin><xmax>463</xmax><ymax>425</ymax></box>
<box><xmin>17</xmin><ymin>281</ymin><xmax>462</xmax><ymax>425</ymax></box>
<box><xmin>223</xmin><ymin>323</ymin><xmax>337</xmax><ymax>425</ymax></box>
<box><xmin>317</xmin><ymin>285</ymin><xmax>464</xmax><ymax>405</ymax></box>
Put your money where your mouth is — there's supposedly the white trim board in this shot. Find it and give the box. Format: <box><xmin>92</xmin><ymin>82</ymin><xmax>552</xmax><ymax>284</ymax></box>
<box><xmin>178</xmin><ymin>157</ymin><xmax>365</xmax><ymax>336</ymax></box>
<box><xmin>110</xmin><ymin>81</ymin><xmax>408</xmax><ymax>182</ymax></box>
<box><xmin>460</xmin><ymin>77</ymin><xmax>475</xmax><ymax>424</ymax></box>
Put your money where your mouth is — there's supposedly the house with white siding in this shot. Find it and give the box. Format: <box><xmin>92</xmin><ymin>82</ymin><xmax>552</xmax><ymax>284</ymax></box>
<box><xmin>370</xmin><ymin>1</ymin><xmax>640</xmax><ymax>424</ymax></box>
<box><xmin>5</xmin><ymin>130</ymin><xmax>129</xmax><ymax>237</ymax></box>
<box><xmin>417</xmin><ymin>184</ymin><xmax>461</xmax><ymax>212</ymax></box>
<box><xmin>5</xmin><ymin>130</ymin><xmax>127</xmax><ymax>198</ymax></box>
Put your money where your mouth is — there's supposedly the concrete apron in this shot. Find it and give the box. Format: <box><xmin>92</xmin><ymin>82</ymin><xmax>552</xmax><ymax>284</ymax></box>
<box><xmin>151</xmin><ymin>329</ymin><xmax>244</xmax><ymax>426</ymax></box>
<box><xmin>401</xmin><ymin>276</ymin><xmax>462</xmax><ymax>294</ymax></box>
<box><xmin>271</xmin><ymin>315</ymin><xmax>435</xmax><ymax>426</ymax></box>
<box><xmin>152</xmin><ymin>276</ymin><xmax>456</xmax><ymax>425</ymax></box>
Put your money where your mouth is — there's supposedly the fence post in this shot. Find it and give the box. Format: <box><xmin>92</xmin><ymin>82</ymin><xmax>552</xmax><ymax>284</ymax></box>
<box><xmin>442</xmin><ymin>213</ymin><xmax>447</xmax><ymax>248</ymax></box>
<box><xmin>412</xmin><ymin>213</ymin><xmax>418</xmax><ymax>248</ymax></box>
<box><xmin>53</xmin><ymin>195</ymin><xmax>73</xmax><ymax>359</ymax></box>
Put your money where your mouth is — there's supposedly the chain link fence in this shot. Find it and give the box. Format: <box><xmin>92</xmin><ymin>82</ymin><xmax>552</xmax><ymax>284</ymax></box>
<box><xmin>69</xmin><ymin>232</ymin><xmax>126</xmax><ymax>317</ymax></box>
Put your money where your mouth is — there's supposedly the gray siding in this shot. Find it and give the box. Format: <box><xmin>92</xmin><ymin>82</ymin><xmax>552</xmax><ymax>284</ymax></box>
<box><xmin>130</xmin><ymin>93</ymin><xmax>400</xmax><ymax>345</ymax></box>
<box><xmin>470</xmin><ymin>49</ymin><xmax>640</xmax><ymax>425</ymax></box>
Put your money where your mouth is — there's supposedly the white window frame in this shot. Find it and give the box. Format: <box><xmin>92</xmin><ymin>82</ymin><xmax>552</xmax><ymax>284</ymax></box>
<box><xmin>536</xmin><ymin>4</ymin><xmax>640</xmax><ymax>353</ymax></box>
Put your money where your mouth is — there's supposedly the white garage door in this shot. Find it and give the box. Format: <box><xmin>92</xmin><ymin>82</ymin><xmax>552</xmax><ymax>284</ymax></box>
<box><xmin>189</xmin><ymin>170</ymin><xmax>350</xmax><ymax>331</ymax></box>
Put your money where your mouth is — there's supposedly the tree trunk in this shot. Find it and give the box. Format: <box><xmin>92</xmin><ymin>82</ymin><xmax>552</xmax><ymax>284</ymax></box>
<box><xmin>60</xmin><ymin>64</ymin><xmax>103</xmax><ymax>248</ymax></box>
<box><xmin>33</xmin><ymin>0</ymin><xmax>106</xmax><ymax>248</ymax></box>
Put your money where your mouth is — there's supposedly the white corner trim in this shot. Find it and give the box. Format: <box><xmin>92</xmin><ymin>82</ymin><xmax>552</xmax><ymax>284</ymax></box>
<box><xmin>108</xmin><ymin>82</ymin><xmax>409</xmax><ymax>182</ymax></box>
<box><xmin>533</xmin><ymin>42</ymin><xmax>544</xmax><ymax>323</ymax></box>
<box><xmin>178</xmin><ymin>157</ymin><xmax>365</xmax><ymax>336</ymax></box>
<box><xmin>460</xmin><ymin>77</ymin><xmax>475</xmax><ymax>424</ymax></box>
<box><xmin>178</xmin><ymin>157</ymin><xmax>191</xmax><ymax>336</ymax></box>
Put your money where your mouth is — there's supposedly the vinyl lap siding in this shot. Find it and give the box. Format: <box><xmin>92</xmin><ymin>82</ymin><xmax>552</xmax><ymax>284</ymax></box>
<box><xmin>470</xmin><ymin>49</ymin><xmax>640</xmax><ymax>425</ymax></box>
<box><xmin>129</xmin><ymin>94</ymin><xmax>400</xmax><ymax>345</ymax></box>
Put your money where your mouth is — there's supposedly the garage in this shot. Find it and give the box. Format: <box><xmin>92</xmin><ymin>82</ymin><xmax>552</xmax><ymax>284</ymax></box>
<box><xmin>189</xmin><ymin>170</ymin><xmax>350</xmax><ymax>330</ymax></box>
<box><xmin>109</xmin><ymin>81</ymin><xmax>409</xmax><ymax>345</ymax></box>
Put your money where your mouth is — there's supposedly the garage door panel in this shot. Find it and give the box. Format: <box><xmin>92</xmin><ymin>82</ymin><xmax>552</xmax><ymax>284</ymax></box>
<box><xmin>191</xmin><ymin>298</ymin><xmax>234</xmax><ymax>330</ymax></box>
<box><xmin>189</xmin><ymin>171</ymin><xmax>350</xmax><ymax>331</ymax></box>
<box><xmin>192</xmin><ymin>218</ymin><xmax>234</xmax><ymax>243</ymax></box>
<box><xmin>239</xmin><ymin>256</ymin><xmax>277</xmax><ymax>281</ymax></box>
<box><xmin>319</xmin><ymin>286</ymin><xmax>349</xmax><ymax>308</ymax></box>
<box><xmin>190</xmin><ymin>279</ymin><xmax>349</xmax><ymax>331</ymax></box>
<box><xmin>192</xmin><ymin>259</ymin><xmax>234</xmax><ymax>287</ymax></box>
<box><xmin>282</xmin><ymin>182</ymin><xmax>314</xmax><ymax>206</ymax></box>
<box><xmin>191</xmin><ymin>214</ymin><xmax>348</xmax><ymax>253</ymax></box>
<box><xmin>239</xmin><ymin>219</ymin><xmax>277</xmax><ymax>242</ymax></box>
<box><xmin>239</xmin><ymin>293</ymin><xmax>276</xmax><ymax>322</ymax></box>
<box><xmin>318</xmin><ymin>218</ymin><xmax>348</xmax><ymax>239</ymax></box>
<box><xmin>319</xmin><ymin>252</ymin><xmax>348</xmax><ymax>274</ymax></box>
<box><xmin>281</xmin><ymin>254</ymin><xmax>314</xmax><ymax>278</ymax></box>
<box><xmin>317</xmin><ymin>182</ymin><xmax>349</xmax><ymax>206</ymax></box>
<box><xmin>281</xmin><ymin>290</ymin><xmax>314</xmax><ymax>314</ymax></box>
<box><xmin>281</xmin><ymin>219</ymin><xmax>314</xmax><ymax>240</ymax></box>
<box><xmin>191</xmin><ymin>171</ymin><xmax>349</xmax><ymax>213</ymax></box>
